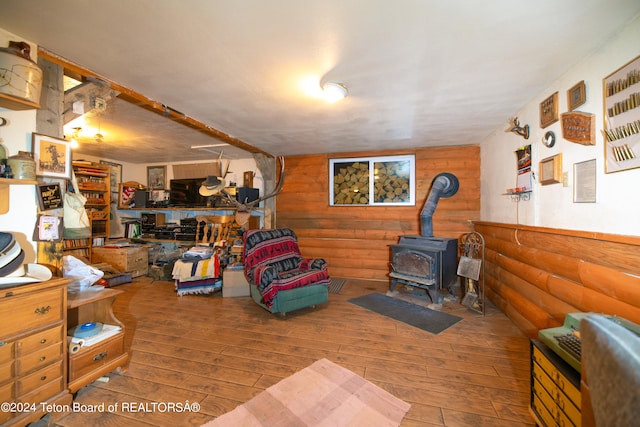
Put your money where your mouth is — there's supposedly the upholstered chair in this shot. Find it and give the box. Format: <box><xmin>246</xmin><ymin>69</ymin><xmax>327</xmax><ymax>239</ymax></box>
<box><xmin>242</xmin><ymin>228</ymin><xmax>329</xmax><ymax>315</ymax></box>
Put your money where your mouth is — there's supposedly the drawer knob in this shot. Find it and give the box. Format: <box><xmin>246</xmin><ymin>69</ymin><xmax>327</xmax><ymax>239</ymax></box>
<box><xmin>93</xmin><ymin>351</ymin><xmax>108</xmax><ymax>361</ymax></box>
<box><xmin>40</xmin><ymin>338</ymin><xmax>47</xmax><ymax>344</ymax></box>
<box><xmin>34</xmin><ymin>305</ymin><xmax>51</xmax><ymax>315</ymax></box>
<box><xmin>40</xmin><ymin>356</ymin><xmax>46</xmax><ymax>362</ymax></box>
<box><xmin>40</xmin><ymin>375</ymin><xmax>47</xmax><ymax>381</ymax></box>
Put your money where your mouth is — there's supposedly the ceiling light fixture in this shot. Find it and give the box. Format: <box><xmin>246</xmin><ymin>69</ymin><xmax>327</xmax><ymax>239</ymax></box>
<box><xmin>322</xmin><ymin>81</ymin><xmax>348</xmax><ymax>103</ymax></box>
<box><xmin>69</xmin><ymin>127</ymin><xmax>81</xmax><ymax>149</ymax></box>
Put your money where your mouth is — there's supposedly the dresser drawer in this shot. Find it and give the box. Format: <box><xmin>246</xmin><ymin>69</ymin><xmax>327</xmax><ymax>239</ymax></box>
<box><xmin>16</xmin><ymin>325</ymin><xmax>63</xmax><ymax>356</ymax></box>
<box><xmin>0</xmin><ymin>394</ymin><xmax>14</xmax><ymax>424</ymax></box>
<box><xmin>0</xmin><ymin>340</ymin><xmax>14</xmax><ymax>364</ymax></box>
<box><xmin>533</xmin><ymin>375</ymin><xmax>581</xmax><ymax>426</ymax></box>
<box><xmin>16</xmin><ymin>360</ymin><xmax>63</xmax><ymax>397</ymax></box>
<box><xmin>0</xmin><ymin>380</ymin><xmax>13</xmax><ymax>402</ymax></box>
<box><xmin>68</xmin><ymin>334</ymin><xmax>124</xmax><ymax>382</ymax></box>
<box><xmin>0</xmin><ymin>359</ymin><xmax>14</xmax><ymax>383</ymax></box>
<box><xmin>0</xmin><ymin>288</ymin><xmax>64</xmax><ymax>338</ymax></box>
<box><xmin>18</xmin><ymin>376</ymin><xmax>64</xmax><ymax>406</ymax></box>
<box><xmin>16</xmin><ymin>342</ymin><xmax>63</xmax><ymax>376</ymax></box>
<box><xmin>0</xmin><ymin>382</ymin><xmax>14</xmax><ymax>424</ymax></box>
<box><xmin>532</xmin><ymin>345</ymin><xmax>581</xmax><ymax>408</ymax></box>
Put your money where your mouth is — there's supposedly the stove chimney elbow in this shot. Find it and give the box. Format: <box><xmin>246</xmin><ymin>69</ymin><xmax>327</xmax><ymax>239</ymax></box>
<box><xmin>420</xmin><ymin>172</ymin><xmax>459</xmax><ymax>237</ymax></box>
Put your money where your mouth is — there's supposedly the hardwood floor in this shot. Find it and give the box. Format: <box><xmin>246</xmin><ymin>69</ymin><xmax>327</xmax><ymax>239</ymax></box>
<box><xmin>54</xmin><ymin>277</ymin><xmax>535</xmax><ymax>426</ymax></box>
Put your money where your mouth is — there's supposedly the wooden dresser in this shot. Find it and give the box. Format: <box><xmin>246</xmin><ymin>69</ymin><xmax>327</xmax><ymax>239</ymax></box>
<box><xmin>0</xmin><ymin>278</ymin><xmax>72</xmax><ymax>426</ymax></box>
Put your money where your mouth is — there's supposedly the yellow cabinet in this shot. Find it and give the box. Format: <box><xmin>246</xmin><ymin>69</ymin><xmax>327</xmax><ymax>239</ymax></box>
<box><xmin>530</xmin><ymin>340</ymin><xmax>581</xmax><ymax>427</ymax></box>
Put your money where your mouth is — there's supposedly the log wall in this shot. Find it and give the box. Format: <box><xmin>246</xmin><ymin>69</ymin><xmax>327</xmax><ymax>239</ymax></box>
<box><xmin>474</xmin><ymin>221</ymin><xmax>640</xmax><ymax>337</ymax></box>
<box><xmin>276</xmin><ymin>146</ymin><xmax>480</xmax><ymax>281</ymax></box>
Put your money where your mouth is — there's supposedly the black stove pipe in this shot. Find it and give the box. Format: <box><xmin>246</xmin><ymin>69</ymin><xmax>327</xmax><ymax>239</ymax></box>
<box><xmin>420</xmin><ymin>172</ymin><xmax>459</xmax><ymax>237</ymax></box>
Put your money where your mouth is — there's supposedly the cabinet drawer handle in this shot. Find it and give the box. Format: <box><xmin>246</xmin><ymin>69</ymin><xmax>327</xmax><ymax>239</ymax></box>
<box><xmin>34</xmin><ymin>305</ymin><xmax>51</xmax><ymax>315</ymax></box>
<box><xmin>40</xmin><ymin>375</ymin><xmax>47</xmax><ymax>381</ymax></box>
<box><xmin>40</xmin><ymin>338</ymin><xmax>47</xmax><ymax>344</ymax></box>
<box><xmin>93</xmin><ymin>351</ymin><xmax>108</xmax><ymax>361</ymax></box>
<box><xmin>39</xmin><ymin>356</ymin><xmax>46</xmax><ymax>362</ymax></box>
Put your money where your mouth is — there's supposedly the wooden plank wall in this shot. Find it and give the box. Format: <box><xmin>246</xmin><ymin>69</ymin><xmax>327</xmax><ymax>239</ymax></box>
<box><xmin>475</xmin><ymin>221</ymin><xmax>640</xmax><ymax>338</ymax></box>
<box><xmin>276</xmin><ymin>146</ymin><xmax>480</xmax><ymax>281</ymax></box>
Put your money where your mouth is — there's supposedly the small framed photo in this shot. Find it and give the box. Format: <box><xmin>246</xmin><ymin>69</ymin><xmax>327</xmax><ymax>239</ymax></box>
<box><xmin>31</xmin><ymin>133</ymin><xmax>72</xmax><ymax>179</ymax></box>
<box><xmin>567</xmin><ymin>80</ymin><xmax>586</xmax><ymax>111</ymax></box>
<box><xmin>147</xmin><ymin>165</ymin><xmax>166</xmax><ymax>190</ymax></box>
<box><xmin>539</xmin><ymin>153</ymin><xmax>563</xmax><ymax>185</ymax></box>
<box><xmin>573</xmin><ymin>159</ymin><xmax>596</xmax><ymax>203</ymax></box>
<box><xmin>539</xmin><ymin>92</ymin><xmax>559</xmax><ymax>129</ymax></box>
<box><xmin>37</xmin><ymin>183</ymin><xmax>63</xmax><ymax>211</ymax></box>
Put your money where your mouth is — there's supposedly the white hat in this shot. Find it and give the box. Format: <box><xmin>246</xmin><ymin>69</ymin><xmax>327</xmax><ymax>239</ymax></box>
<box><xmin>199</xmin><ymin>176</ymin><xmax>226</xmax><ymax>196</ymax></box>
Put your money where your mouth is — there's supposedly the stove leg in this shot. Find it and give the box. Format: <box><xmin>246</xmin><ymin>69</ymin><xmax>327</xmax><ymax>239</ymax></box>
<box><xmin>430</xmin><ymin>289</ymin><xmax>444</xmax><ymax>305</ymax></box>
<box><xmin>423</xmin><ymin>288</ymin><xmax>434</xmax><ymax>303</ymax></box>
<box><xmin>390</xmin><ymin>278</ymin><xmax>398</xmax><ymax>292</ymax></box>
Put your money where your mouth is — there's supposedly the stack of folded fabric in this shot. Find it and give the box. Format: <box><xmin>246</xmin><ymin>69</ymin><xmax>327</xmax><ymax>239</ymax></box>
<box><xmin>171</xmin><ymin>247</ymin><xmax>222</xmax><ymax>296</ymax></box>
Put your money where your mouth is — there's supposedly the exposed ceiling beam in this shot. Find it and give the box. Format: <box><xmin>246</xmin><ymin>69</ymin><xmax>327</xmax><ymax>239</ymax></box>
<box><xmin>38</xmin><ymin>48</ymin><xmax>272</xmax><ymax>158</ymax></box>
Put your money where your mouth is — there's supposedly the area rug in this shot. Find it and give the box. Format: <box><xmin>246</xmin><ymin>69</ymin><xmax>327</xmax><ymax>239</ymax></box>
<box><xmin>348</xmin><ymin>293</ymin><xmax>462</xmax><ymax>334</ymax></box>
<box><xmin>202</xmin><ymin>358</ymin><xmax>410</xmax><ymax>426</ymax></box>
<box><xmin>328</xmin><ymin>278</ymin><xmax>347</xmax><ymax>294</ymax></box>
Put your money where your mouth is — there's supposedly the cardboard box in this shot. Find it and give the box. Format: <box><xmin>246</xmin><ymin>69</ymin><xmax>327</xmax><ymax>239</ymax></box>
<box><xmin>223</xmin><ymin>268</ymin><xmax>250</xmax><ymax>297</ymax></box>
<box><xmin>92</xmin><ymin>245</ymin><xmax>149</xmax><ymax>277</ymax></box>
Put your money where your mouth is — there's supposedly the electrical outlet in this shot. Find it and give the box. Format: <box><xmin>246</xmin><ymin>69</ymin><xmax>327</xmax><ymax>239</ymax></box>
<box><xmin>563</xmin><ymin>172</ymin><xmax>569</xmax><ymax>187</ymax></box>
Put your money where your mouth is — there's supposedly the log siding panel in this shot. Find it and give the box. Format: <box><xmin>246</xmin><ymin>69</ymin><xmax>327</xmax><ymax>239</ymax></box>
<box><xmin>475</xmin><ymin>221</ymin><xmax>640</xmax><ymax>337</ymax></box>
<box><xmin>277</xmin><ymin>146</ymin><xmax>480</xmax><ymax>282</ymax></box>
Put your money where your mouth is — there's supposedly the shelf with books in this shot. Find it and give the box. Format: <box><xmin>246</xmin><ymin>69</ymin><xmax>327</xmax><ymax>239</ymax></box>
<box><xmin>69</xmin><ymin>162</ymin><xmax>111</xmax><ymax>260</ymax></box>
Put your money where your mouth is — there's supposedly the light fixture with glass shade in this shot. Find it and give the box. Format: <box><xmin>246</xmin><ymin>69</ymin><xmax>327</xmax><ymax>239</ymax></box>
<box><xmin>69</xmin><ymin>127</ymin><xmax>81</xmax><ymax>149</ymax></box>
<box><xmin>322</xmin><ymin>81</ymin><xmax>348</xmax><ymax>103</ymax></box>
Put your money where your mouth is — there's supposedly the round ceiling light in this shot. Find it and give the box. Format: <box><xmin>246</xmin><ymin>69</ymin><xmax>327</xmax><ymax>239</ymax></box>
<box><xmin>322</xmin><ymin>81</ymin><xmax>348</xmax><ymax>103</ymax></box>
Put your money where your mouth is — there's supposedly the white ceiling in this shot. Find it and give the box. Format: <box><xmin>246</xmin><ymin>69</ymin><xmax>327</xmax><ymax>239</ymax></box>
<box><xmin>2</xmin><ymin>0</ymin><xmax>640</xmax><ymax>163</ymax></box>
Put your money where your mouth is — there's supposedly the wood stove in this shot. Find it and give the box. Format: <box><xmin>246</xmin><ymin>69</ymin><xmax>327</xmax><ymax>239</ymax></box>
<box><xmin>389</xmin><ymin>172</ymin><xmax>459</xmax><ymax>303</ymax></box>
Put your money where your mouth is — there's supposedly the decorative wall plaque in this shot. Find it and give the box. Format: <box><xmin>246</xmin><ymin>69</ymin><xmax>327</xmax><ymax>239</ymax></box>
<box><xmin>567</xmin><ymin>80</ymin><xmax>586</xmax><ymax>111</ymax></box>
<box><xmin>603</xmin><ymin>54</ymin><xmax>640</xmax><ymax>173</ymax></box>
<box><xmin>540</xmin><ymin>92</ymin><xmax>558</xmax><ymax>128</ymax></box>
<box><xmin>561</xmin><ymin>112</ymin><xmax>595</xmax><ymax>145</ymax></box>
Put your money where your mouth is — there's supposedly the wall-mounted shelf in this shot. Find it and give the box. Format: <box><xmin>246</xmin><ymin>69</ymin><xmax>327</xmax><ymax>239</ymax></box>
<box><xmin>0</xmin><ymin>177</ymin><xmax>38</xmax><ymax>214</ymax></box>
<box><xmin>503</xmin><ymin>190</ymin><xmax>531</xmax><ymax>202</ymax></box>
<box><xmin>0</xmin><ymin>92</ymin><xmax>41</xmax><ymax>110</ymax></box>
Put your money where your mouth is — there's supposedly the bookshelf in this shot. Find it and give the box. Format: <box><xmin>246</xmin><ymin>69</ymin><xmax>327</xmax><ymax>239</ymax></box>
<box><xmin>63</xmin><ymin>162</ymin><xmax>111</xmax><ymax>260</ymax></box>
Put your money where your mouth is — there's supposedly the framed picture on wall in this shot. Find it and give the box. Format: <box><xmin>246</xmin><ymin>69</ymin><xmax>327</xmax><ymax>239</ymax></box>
<box><xmin>118</xmin><ymin>183</ymin><xmax>138</xmax><ymax>209</ymax></box>
<box><xmin>99</xmin><ymin>160</ymin><xmax>122</xmax><ymax>194</ymax></box>
<box><xmin>147</xmin><ymin>165</ymin><xmax>166</xmax><ymax>190</ymax></box>
<box><xmin>567</xmin><ymin>80</ymin><xmax>586</xmax><ymax>111</ymax></box>
<box><xmin>31</xmin><ymin>133</ymin><xmax>72</xmax><ymax>179</ymax></box>
<box><xmin>539</xmin><ymin>153</ymin><xmax>562</xmax><ymax>185</ymax></box>
<box><xmin>573</xmin><ymin>159</ymin><xmax>596</xmax><ymax>203</ymax></box>
<box><xmin>539</xmin><ymin>92</ymin><xmax>559</xmax><ymax>128</ymax></box>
